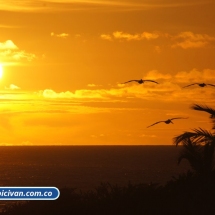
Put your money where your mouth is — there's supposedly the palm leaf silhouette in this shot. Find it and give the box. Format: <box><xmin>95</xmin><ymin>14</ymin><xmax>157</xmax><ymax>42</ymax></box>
<box><xmin>174</xmin><ymin>104</ymin><xmax>215</xmax><ymax>177</ymax></box>
<box><xmin>191</xmin><ymin>104</ymin><xmax>215</xmax><ymax>118</ymax></box>
<box><xmin>174</xmin><ymin>128</ymin><xmax>214</xmax><ymax>146</ymax></box>
<box><xmin>191</xmin><ymin>104</ymin><xmax>215</xmax><ymax>129</ymax></box>
<box><xmin>177</xmin><ymin>138</ymin><xmax>215</xmax><ymax>175</ymax></box>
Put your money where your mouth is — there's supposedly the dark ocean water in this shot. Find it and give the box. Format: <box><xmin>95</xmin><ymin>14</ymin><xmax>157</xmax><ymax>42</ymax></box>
<box><xmin>0</xmin><ymin>146</ymin><xmax>190</xmax><ymax>190</ymax></box>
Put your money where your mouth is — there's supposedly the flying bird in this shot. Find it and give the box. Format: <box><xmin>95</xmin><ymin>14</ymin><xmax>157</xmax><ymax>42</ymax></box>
<box><xmin>183</xmin><ymin>83</ymin><xmax>215</xmax><ymax>88</ymax></box>
<box><xmin>147</xmin><ymin>117</ymin><xmax>188</xmax><ymax>128</ymax></box>
<box><xmin>122</xmin><ymin>79</ymin><xmax>159</xmax><ymax>85</ymax></box>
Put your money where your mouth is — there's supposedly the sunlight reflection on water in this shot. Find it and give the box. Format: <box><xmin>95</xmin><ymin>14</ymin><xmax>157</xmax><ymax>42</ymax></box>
<box><xmin>0</xmin><ymin>146</ymin><xmax>189</xmax><ymax>190</ymax></box>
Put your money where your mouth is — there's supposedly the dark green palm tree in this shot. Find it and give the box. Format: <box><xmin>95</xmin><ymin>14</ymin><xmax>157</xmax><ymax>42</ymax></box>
<box><xmin>173</xmin><ymin>104</ymin><xmax>215</xmax><ymax>177</ymax></box>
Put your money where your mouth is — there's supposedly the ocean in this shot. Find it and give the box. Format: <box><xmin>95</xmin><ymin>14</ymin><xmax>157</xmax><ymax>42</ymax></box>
<box><xmin>0</xmin><ymin>146</ymin><xmax>190</xmax><ymax>190</ymax></box>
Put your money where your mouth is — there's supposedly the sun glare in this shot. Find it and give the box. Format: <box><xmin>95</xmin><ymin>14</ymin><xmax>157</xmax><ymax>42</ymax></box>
<box><xmin>0</xmin><ymin>65</ymin><xmax>3</xmax><ymax>79</ymax></box>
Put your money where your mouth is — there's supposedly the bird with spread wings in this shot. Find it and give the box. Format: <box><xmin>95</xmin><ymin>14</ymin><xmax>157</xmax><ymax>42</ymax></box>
<box><xmin>122</xmin><ymin>79</ymin><xmax>159</xmax><ymax>85</ymax></box>
<box><xmin>183</xmin><ymin>83</ymin><xmax>215</xmax><ymax>88</ymax></box>
<box><xmin>147</xmin><ymin>117</ymin><xmax>188</xmax><ymax>128</ymax></box>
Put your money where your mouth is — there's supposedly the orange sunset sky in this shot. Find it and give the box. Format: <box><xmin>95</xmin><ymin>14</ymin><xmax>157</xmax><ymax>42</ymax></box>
<box><xmin>0</xmin><ymin>0</ymin><xmax>215</xmax><ymax>145</ymax></box>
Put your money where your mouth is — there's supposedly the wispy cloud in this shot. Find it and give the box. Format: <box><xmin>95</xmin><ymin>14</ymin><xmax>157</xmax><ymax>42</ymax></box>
<box><xmin>101</xmin><ymin>31</ymin><xmax>160</xmax><ymax>41</ymax></box>
<box><xmin>143</xmin><ymin>70</ymin><xmax>172</xmax><ymax>80</ymax></box>
<box><xmin>0</xmin><ymin>67</ymin><xmax>214</xmax><ymax>145</ymax></box>
<box><xmin>140</xmin><ymin>134</ymin><xmax>156</xmax><ymax>138</ymax></box>
<box><xmin>5</xmin><ymin>84</ymin><xmax>21</xmax><ymax>90</ymax></box>
<box><xmin>0</xmin><ymin>39</ymin><xmax>36</xmax><ymax>63</ymax></box>
<box><xmin>101</xmin><ymin>30</ymin><xmax>215</xmax><ymax>49</ymax></box>
<box><xmin>51</xmin><ymin>32</ymin><xmax>69</xmax><ymax>39</ymax></box>
<box><xmin>1</xmin><ymin>69</ymin><xmax>214</xmax><ymax>117</ymax></box>
<box><xmin>87</xmin><ymin>84</ymin><xmax>102</xmax><ymax>87</ymax></box>
<box><xmin>154</xmin><ymin>46</ymin><xmax>162</xmax><ymax>53</ymax></box>
<box><xmin>21</xmin><ymin>140</ymin><xmax>34</xmax><ymax>146</ymax></box>
<box><xmin>0</xmin><ymin>24</ymin><xmax>23</xmax><ymax>29</ymax></box>
<box><xmin>39</xmin><ymin>68</ymin><xmax>215</xmax><ymax>104</ymax></box>
<box><xmin>0</xmin><ymin>1</ymin><xmax>45</xmax><ymax>12</ymax></box>
<box><xmin>12</xmin><ymin>51</ymin><xmax>36</xmax><ymax>61</ymax></box>
<box><xmin>42</xmin><ymin>89</ymin><xmax>106</xmax><ymax>99</ymax></box>
<box><xmin>171</xmin><ymin>31</ymin><xmax>215</xmax><ymax>49</ymax></box>
<box><xmin>0</xmin><ymin>40</ymin><xmax>18</xmax><ymax>50</ymax></box>
<box><xmin>41</xmin><ymin>0</ymin><xmax>215</xmax><ymax>11</ymax></box>
<box><xmin>174</xmin><ymin>68</ymin><xmax>215</xmax><ymax>83</ymax></box>
<box><xmin>100</xmin><ymin>34</ymin><xmax>112</xmax><ymax>41</ymax></box>
<box><xmin>0</xmin><ymin>0</ymin><xmax>209</xmax><ymax>12</ymax></box>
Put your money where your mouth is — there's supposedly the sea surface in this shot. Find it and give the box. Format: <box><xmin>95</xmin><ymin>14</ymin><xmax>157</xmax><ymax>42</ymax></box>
<box><xmin>0</xmin><ymin>146</ymin><xmax>190</xmax><ymax>191</ymax></box>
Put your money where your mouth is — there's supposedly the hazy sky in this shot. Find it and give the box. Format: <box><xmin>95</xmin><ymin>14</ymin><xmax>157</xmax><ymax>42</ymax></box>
<box><xmin>0</xmin><ymin>0</ymin><xmax>215</xmax><ymax>145</ymax></box>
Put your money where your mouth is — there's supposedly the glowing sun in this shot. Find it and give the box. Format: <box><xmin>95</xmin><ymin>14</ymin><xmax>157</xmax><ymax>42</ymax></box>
<box><xmin>0</xmin><ymin>65</ymin><xmax>3</xmax><ymax>79</ymax></box>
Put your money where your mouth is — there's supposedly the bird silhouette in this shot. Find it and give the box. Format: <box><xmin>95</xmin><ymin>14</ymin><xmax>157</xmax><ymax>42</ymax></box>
<box><xmin>147</xmin><ymin>117</ymin><xmax>188</xmax><ymax>128</ymax></box>
<box><xmin>122</xmin><ymin>79</ymin><xmax>159</xmax><ymax>85</ymax></box>
<box><xmin>183</xmin><ymin>83</ymin><xmax>215</xmax><ymax>88</ymax></box>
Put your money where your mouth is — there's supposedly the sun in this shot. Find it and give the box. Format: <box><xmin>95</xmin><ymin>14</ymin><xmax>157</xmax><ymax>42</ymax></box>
<box><xmin>0</xmin><ymin>64</ymin><xmax>3</xmax><ymax>79</ymax></box>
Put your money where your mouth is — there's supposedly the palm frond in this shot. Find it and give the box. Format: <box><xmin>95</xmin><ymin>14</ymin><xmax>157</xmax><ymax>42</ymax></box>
<box><xmin>177</xmin><ymin>138</ymin><xmax>215</xmax><ymax>174</ymax></box>
<box><xmin>173</xmin><ymin>131</ymin><xmax>197</xmax><ymax>146</ymax></box>
<box><xmin>177</xmin><ymin>138</ymin><xmax>202</xmax><ymax>170</ymax></box>
<box><xmin>175</xmin><ymin>104</ymin><xmax>215</xmax><ymax>176</ymax></box>
<box><xmin>193</xmin><ymin>128</ymin><xmax>215</xmax><ymax>141</ymax></box>
<box><xmin>191</xmin><ymin>104</ymin><xmax>215</xmax><ymax>118</ymax></box>
<box><xmin>173</xmin><ymin>128</ymin><xmax>215</xmax><ymax>146</ymax></box>
<box><xmin>213</xmin><ymin>119</ymin><xmax>215</xmax><ymax>130</ymax></box>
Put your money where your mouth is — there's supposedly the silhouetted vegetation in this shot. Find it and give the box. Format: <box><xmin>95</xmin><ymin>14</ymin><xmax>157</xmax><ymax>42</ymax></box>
<box><xmin>1</xmin><ymin>181</ymin><xmax>215</xmax><ymax>215</ymax></box>
<box><xmin>1</xmin><ymin>104</ymin><xmax>215</xmax><ymax>215</ymax></box>
<box><xmin>174</xmin><ymin>104</ymin><xmax>215</xmax><ymax>180</ymax></box>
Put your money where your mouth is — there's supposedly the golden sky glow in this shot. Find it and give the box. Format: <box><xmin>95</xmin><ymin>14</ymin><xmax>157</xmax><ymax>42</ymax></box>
<box><xmin>0</xmin><ymin>0</ymin><xmax>215</xmax><ymax>145</ymax></box>
<box><xmin>0</xmin><ymin>64</ymin><xmax>3</xmax><ymax>78</ymax></box>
